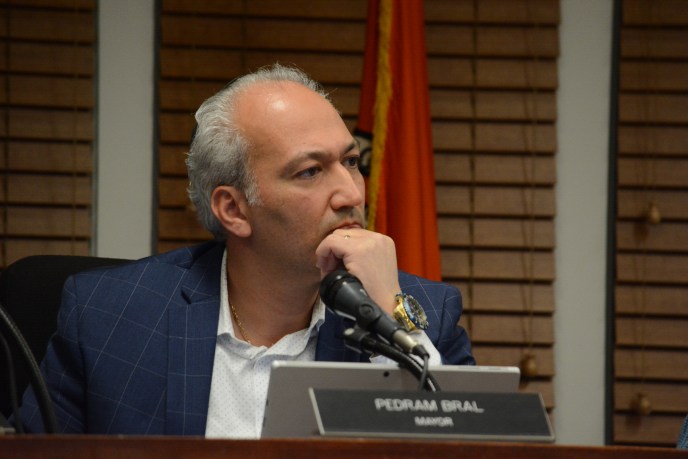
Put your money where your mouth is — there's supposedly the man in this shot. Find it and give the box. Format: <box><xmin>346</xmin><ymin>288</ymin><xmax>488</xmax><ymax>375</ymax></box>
<box><xmin>18</xmin><ymin>64</ymin><xmax>474</xmax><ymax>436</ymax></box>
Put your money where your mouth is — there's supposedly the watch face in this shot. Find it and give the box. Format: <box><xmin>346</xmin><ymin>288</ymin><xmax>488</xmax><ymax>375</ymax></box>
<box><xmin>401</xmin><ymin>294</ymin><xmax>428</xmax><ymax>330</ymax></box>
<box><xmin>409</xmin><ymin>304</ymin><xmax>429</xmax><ymax>330</ymax></box>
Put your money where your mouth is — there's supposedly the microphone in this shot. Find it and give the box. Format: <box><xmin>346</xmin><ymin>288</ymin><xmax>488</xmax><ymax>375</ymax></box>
<box><xmin>320</xmin><ymin>271</ymin><xmax>428</xmax><ymax>359</ymax></box>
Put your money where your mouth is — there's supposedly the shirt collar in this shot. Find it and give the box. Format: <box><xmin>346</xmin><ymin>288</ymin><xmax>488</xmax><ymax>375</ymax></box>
<box><xmin>218</xmin><ymin>249</ymin><xmax>326</xmax><ymax>347</ymax></box>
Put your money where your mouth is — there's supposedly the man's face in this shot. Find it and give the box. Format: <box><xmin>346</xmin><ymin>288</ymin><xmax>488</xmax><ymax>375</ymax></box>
<box><xmin>235</xmin><ymin>81</ymin><xmax>365</xmax><ymax>276</ymax></box>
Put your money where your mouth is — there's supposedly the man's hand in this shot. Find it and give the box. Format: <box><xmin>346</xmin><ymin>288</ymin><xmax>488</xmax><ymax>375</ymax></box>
<box><xmin>315</xmin><ymin>228</ymin><xmax>401</xmax><ymax>314</ymax></box>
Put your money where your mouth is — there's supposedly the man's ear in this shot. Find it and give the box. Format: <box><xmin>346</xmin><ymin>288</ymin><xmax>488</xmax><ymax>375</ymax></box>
<box><xmin>210</xmin><ymin>185</ymin><xmax>252</xmax><ymax>238</ymax></box>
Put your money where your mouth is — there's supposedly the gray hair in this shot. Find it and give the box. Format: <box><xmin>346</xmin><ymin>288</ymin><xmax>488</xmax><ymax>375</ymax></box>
<box><xmin>186</xmin><ymin>63</ymin><xmax>332</xmax><ymax>240</ymax></box>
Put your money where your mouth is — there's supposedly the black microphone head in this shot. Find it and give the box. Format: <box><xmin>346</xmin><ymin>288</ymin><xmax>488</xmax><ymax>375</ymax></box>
<box><xmin>319</xmin><ymin>270</ymin><xmax>358</xmax><ymax>307</ymax></box>
<box><xmin>319</xmin><ymin>270</ymin><xmax>373</xmax><ymax>321</ymax></box>
<box><xmin>319</xmin><ymin>271</ymin><xmax>417</xmax><ymax>354</ymax></box>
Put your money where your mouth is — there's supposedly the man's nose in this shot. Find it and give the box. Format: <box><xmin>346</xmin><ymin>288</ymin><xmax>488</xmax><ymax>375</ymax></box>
<box><xmin>330</xmin><ymin>165</ymin><xmax>364</xmax><ymax>209</ymax></box>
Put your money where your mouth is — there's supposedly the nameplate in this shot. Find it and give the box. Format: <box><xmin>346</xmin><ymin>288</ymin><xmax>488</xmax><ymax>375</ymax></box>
<box><xmin>309</xmin><ymin>389</ymin><xmax>554</xmax><ymax>442</ymax></box>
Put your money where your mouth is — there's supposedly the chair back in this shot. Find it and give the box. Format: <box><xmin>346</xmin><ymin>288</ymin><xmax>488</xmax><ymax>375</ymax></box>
<box><xmin>0</xmin><ymin>255</ymin><xmax>128</xmax><ymax>416</ymax></box>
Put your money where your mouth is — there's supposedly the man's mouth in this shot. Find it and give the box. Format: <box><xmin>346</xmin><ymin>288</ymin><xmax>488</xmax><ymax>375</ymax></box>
<box><xmin>336</xmin><ymin>223</ymin><xmax>362</xmax><ymax>230</ymax></box>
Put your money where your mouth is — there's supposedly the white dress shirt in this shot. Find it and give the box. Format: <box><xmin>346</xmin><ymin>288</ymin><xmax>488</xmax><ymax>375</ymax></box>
<box><xmin>205</xmin><ymin>250</ymin><xmax>441</xmax><ymax>438</ymax></box>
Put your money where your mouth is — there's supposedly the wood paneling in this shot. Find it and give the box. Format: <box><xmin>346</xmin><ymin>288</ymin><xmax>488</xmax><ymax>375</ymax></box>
<box><xmin>438</xmin><ymin>217</ymin><xmax>554</xmax><ymax>249</ymax></box>
<box><xmin>617</xmin><ymin>222</ymin><xmax>688</xmax><ymax>252</ymax></box>
<box><xmin>623</xmin><ymin>0</ymin><xmax>688</xmax><ymax>26</ymax></box>
<box><xmin>3</xmin><ymin>174</ymin><xmax>90</xmax><ymax>205</ymax></box>
<box><xmin>0</xmin><ymin>76</ymin><xmax>93</xmax><ymax>108</ymax></box>
<box><xmin>621</xmin><ymin>29</ymin><xmax>688</xmax><ymax>59</ymax></box>
<box><xmin>0</xmin><ymin>1</ymin><xmax>96</xmax><ymax>268</ymax></box>
<box><xmin>614</xmin><ymin>414</ymin><xmax>688</xmax><ymax>446</ymax></box>
<box><xmin>6</xmin><ymin>207</ymin><xmax>90</xmax><ymax>238</ymax></box>
<box><xmin>618</xmin><ymin>158</ymin><xmax>688</xmax><ymax>189</ymax></box>
<box><xmin>617</xmin><ymin>190</ymin><xmax>688</xmax><ymax>221</ymax></box>
<box><xmin>4</xmin><ymin>238</ymin><xmax>89</xmax><ymax>264</ymax></box>
<box><xmin>618</xmin><ymin>126</ymin><xmax>688</xmax><ymax>155</ymax></box>
<box><xmin>442</xmin><ymin>249</ymin><xmax>553</xmax><ymax>281</ymax></box>
<box><xmin>616</xmin><ymin>317</ymin><xmax>688</xmax><ymax>348</ymax></box>
<box><xmin>619</xmin><ymin>62</ymin><xmax>688</xmax><ymax>92</ymax></box>
<box><xmin>4</xmin><ymin>142</ymin><xmax>92</xmax><ymax>173</ymax></box>
<box><xmin>452</xmin><ymin>281</ymin><xmax>554</xmax><ymax>313</ymax></box>
<box><xmin>616</xmin><ymin>285</ymin><xmax>688</xmax><ymax>316</ymax></box>
<box><xmin>436</xmin><ymin>185</ymin><xmax>555</xmax><ymax>216</ymax></box>
<box><xmin>0</xmin><ymin>43</ymin><xmax>94</xmax><ymax>75</ymax></box>
<box><xmin>463</xmin><ymin>313</ymin><xmax>553</xmax><ymax>345</ymax></box>
<box><xmin>434</xmin><ymin>154</ymin><xmax>555</xmax><ymax>185</ymax></box>
<box><xmin>615</xmin><ymin>349</ymin><xmax>688</xmax><ymax>381</ymax></box>
<box><xmin>164</xmin><ymin>0</ymin><xmax>368</xmax><ymax>18</ymax></box>
<box><xmin>613</xmin><ymin>2</ymin><xmax>688</xmax><ymax>445</ymax></box>
<box><xmin>615</xmin><ymin>381</ymin><xmax>688</xmax><ymax>414</ymax></box>
<box><xmin>617</xmin><ymin>254</ymin><xmax>688</xmax><ymax>285</ymax></box>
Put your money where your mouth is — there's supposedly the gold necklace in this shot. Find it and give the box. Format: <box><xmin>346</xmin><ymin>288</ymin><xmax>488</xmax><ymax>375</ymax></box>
<box><xmin>229</xmin><ymin>300</ymin><xmax>252</xmax><ymax>345</ymax></box>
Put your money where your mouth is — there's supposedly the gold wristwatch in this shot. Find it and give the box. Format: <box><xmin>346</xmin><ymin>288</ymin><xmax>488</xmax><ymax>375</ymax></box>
<box><xmin>392</xmin><ymin>293</ymin><xmax>428</xmax><ymax>332</ymax></box>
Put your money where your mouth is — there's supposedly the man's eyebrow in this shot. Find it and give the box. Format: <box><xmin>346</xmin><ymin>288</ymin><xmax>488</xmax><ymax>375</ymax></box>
<box><xmin>283</xmin><ymin>151</ymin><xmax>328</xmax><ymax>173</ymax></box>
<box><xmin>284</xmin><ymin>140</ymin><xmax>359</xmax><ymax>172</ymax></box>
<box><xmin>344</xmin><ymin>140</ymin><xmax>358</xmax><ymax>154</ymax></box>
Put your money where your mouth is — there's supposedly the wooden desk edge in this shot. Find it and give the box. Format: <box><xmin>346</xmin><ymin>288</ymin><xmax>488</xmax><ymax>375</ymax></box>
<box><xmin>1</xmin><ymin>435</ymin><xmax>686</xmax><ymax>459</ymax></box>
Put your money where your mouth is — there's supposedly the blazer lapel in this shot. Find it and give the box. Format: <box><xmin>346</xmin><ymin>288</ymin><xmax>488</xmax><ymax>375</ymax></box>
<box><xmin>165</xmin><ymin>244</ymin><xmax>223</xmax><ymax>435</ymax></box>
<box><xmin>315</xmin><ymin>309</ymin><xmax>364</xmax><ymax>362</ymax></box>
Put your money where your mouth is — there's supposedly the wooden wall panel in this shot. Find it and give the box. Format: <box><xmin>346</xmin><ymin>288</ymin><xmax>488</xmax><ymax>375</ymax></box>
<box><xmin>616</xmin><ymin>317</ymin><xmax>688</xmax><ymax>348</ymax></box>
<box><xmin>621</xmin><ymin>29</ymin><xmax>688</xmax><ymax>58</ymax></box>
<box><xmin>614</xmin><ymin>414</ymin><xmax>688</xmax><ymax>446</ymax></box>
<box><xmin>617</xmin><ymin>222</ymin><xmax>688</xmax><ymax>252</ymax></box>
<box><xmin>454</xmin><ymin>281</ymin><xmax>554</xmax><ymax>313</ymax></box>
<box><xmin>617</xmin><ymin>190</ymin><xmax>688</xmax><ymax>221</ymax></box>
<box><xmin>616</xmin><ymin>285</ymin><xmax>688</xmax><ymax>316</ymax></box>
<box><xmin>442</xmin><ymin>250</ymin><xmax>554</xmax><ymax>281</ymax></box>
<box><xmin>6</xmin><ymin>207</ymin><xmax>90</xmax><ymax>237</ymax></box>
<box><xmin>612</xmin><ymin>0</ymin><xmax>688</xmax><ymax>446</ymax></box>
<box><xmin>0</xmin><ymin>1</ymin><xmax>96</xmax><ymax>267</ymax></box>
<box><xmin>615</xmin><ymin>382</ymin><xmax>688</xmax><ymax>414</ymax></box>
<box><xmin>615</xmin><ymin>349</ymin><xmax>688</xmax><ymax>381</ymax></box>
<box><xmin>434</xmin><ymin>154</ymin><xmax>555</xmax><ymax>185</ymax></box>
<box><xmin>6</xmin><ymin>142</ymin><xmax>91</xmax><ymax>173</ymax></box>
<box><xmin>618</xmin><ymin>158</ymin><xmax>688</xmax><ymax>188</ymax></box>
<box><xmin>3</xmin><ymin>76</ymin><xmax>93</xmax><ymax>108</ymax></box>
<box><xmin>438</xmin><ymin>218</ymin><xmax>554</xmax><ymax>249</ymax></box>
<box><xmin>618</xmin><ymin>126</ymin><xmax>688</xmax><ymax>155</ymax></box>
<box><xmin>164</xmin><ymin>0</ymin><xmax>368</xmax><ymax>18</ymax></box>
<box><xmin>617</xmin><ymin>254</ymin><xmax>688</xmax><ymax>285</ymax></box>
<box><xmin>158</xmin><ymin>0</ymin><xmax>559</xmax><ymax>422</ymax></box>
<box><xmin>4</xmin><ymin>238</ymin><xmax>89</xmax><ymax>261</ymax></box>
<box><xmin>436</xmin><ymin>185</ymin><xmax>555</xmax><ymax>216</ymax></box>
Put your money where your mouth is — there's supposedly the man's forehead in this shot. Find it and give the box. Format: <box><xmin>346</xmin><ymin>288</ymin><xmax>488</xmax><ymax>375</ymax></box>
<box><xmin>237</xmin><ymin>80</ymin><xmax>315</xmax><ymax>108</ymax></box>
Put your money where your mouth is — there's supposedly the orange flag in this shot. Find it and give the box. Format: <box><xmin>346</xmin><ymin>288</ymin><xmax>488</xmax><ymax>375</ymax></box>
<box><xmin>355</xmin><ymin>0</ymin><xmax>441</xmax><ymax>280</ymax></box>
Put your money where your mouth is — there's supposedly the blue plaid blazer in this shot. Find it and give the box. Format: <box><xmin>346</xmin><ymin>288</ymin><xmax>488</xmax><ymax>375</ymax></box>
<box><xmin>18</xmin><ymin>241</ymin><xmax>474</xmax><ymax>435</ymax></box>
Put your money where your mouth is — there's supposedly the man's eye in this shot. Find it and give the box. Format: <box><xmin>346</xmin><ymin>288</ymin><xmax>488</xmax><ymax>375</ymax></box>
<box><xmin>344</xmin><ymin>156</ymin><xmax>360</xmax><ymax>168</ymax></box>
<box><xmin>298</xmin><ymin>166</ymin><xmax>320</xmax><ymax>179</ymax></box>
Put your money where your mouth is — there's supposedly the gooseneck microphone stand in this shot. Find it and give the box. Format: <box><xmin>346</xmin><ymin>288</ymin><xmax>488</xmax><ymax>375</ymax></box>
<box><xmin>341</xmin><ymin>326</ymin><xmax>441</xmax><ymax>392</ymax></box>
<box><xmin>0</xmin><ymin>302</ymin><xmax>57</xmax><ymax>433</ymax></box>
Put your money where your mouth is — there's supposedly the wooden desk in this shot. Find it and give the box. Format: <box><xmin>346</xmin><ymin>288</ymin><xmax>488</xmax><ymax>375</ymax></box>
<box><xmin>0</xmin><ymin>436</ymin><xmax>685</xmax><ymax>459</ymax></box>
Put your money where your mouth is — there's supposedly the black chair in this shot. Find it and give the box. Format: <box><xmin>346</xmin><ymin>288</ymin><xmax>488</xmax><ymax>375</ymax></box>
<box><xmin>0</xmin><ymin>255</ymin><xmax>129</xmax><ymax>422</ymax></box>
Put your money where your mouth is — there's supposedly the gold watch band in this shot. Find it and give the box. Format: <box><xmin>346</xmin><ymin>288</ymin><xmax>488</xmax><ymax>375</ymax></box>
<box><xmin>393</xmin><ymin>300</ymin><xmax>417</xmax><ymax>332</ymax></box>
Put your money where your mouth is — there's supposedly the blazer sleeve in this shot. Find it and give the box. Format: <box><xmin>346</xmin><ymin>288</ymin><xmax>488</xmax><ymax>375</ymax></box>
<box><xmin>399</xmin><ymin>272</ymin><xmax>475</xmax><ymax>366</ymax></box>
<box><xmin>434</xmin><ymin>283</ymin><xmax>476</xmax><ymax>366</ymax></box>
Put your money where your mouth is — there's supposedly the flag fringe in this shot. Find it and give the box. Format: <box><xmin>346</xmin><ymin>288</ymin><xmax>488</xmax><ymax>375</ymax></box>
<box><xmin>366</xmin><ymin>0</ymin><xmax>393</xmax><ymax>231</ymax></box>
